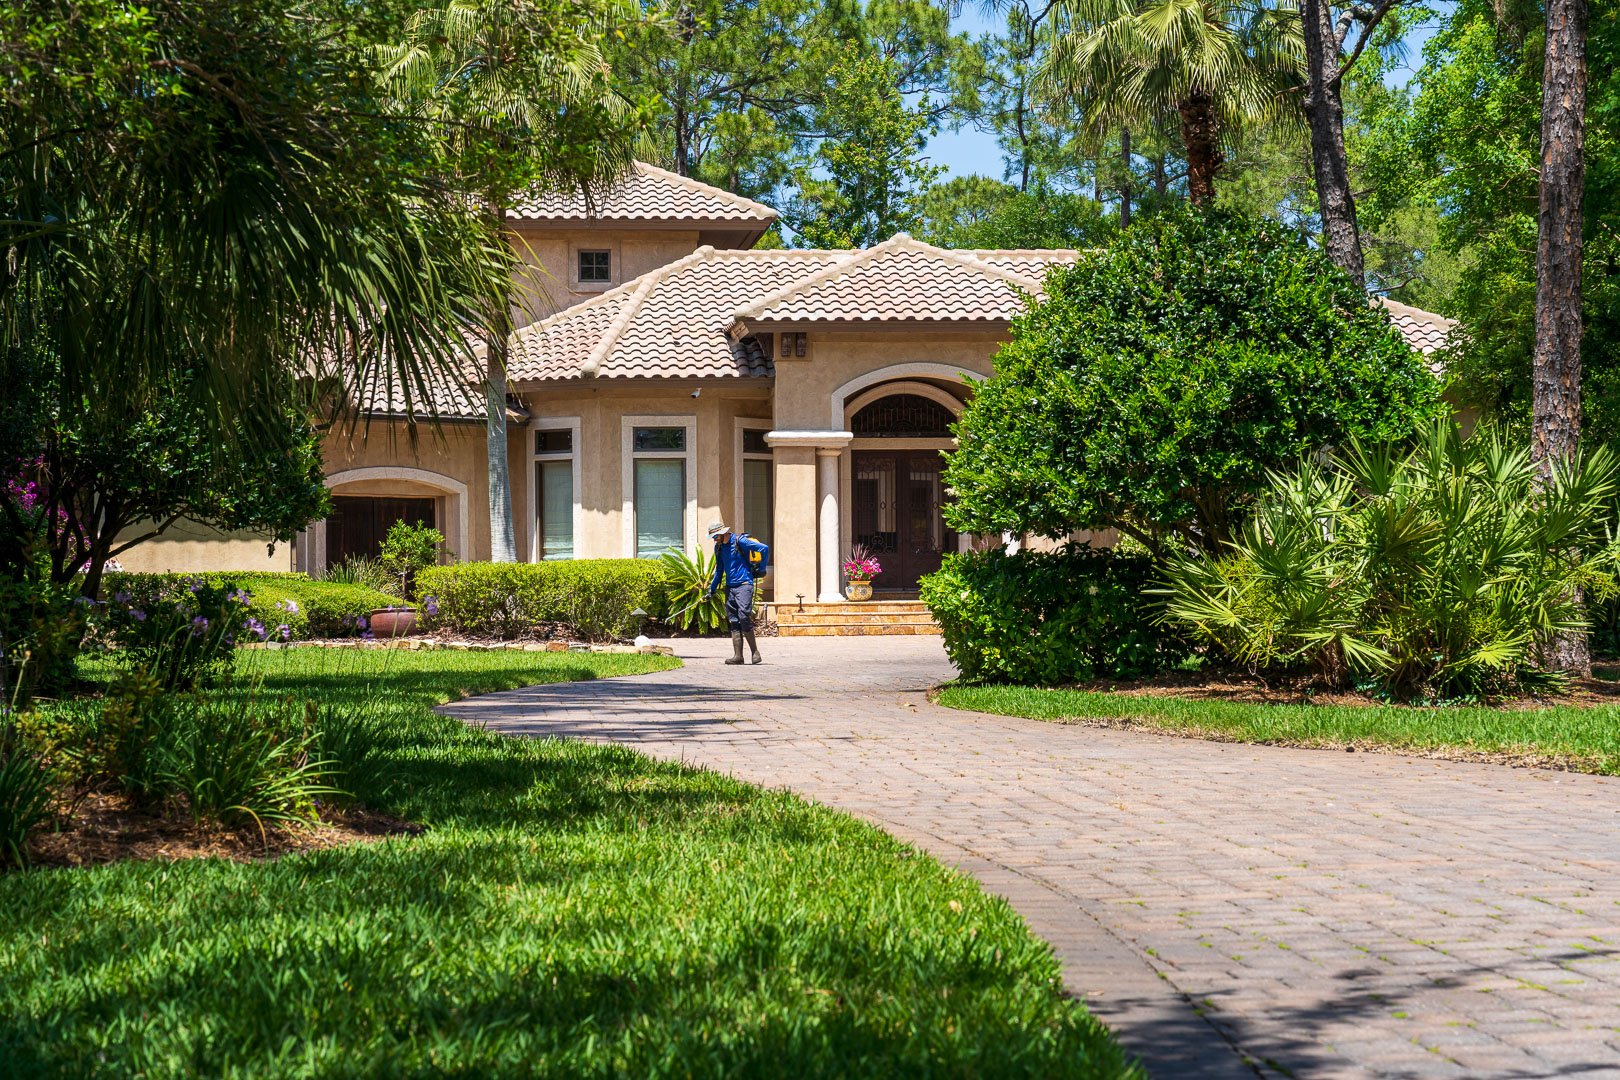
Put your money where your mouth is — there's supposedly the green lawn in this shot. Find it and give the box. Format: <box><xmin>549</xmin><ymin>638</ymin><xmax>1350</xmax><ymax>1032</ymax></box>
<box><xmin>0</xmin><ymin>648</ymin><xmax>1136</xmax><ymax>1079</ymax></box>
<box><xmin>938</xmin><ymin>682</ymin><xmax>1620</xmax><ymax>773</ymax></box>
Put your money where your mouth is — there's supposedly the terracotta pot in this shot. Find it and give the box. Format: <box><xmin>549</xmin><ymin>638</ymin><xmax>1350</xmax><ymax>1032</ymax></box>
<box><xmin>369</xmin><ymin>607</ymin><xmax>417</xmax><ymax>638</ymax></box>
<box><xmin>846</xmin><ymin>580</ymin><xmax>873</xmax><ymax>602</ymax></box>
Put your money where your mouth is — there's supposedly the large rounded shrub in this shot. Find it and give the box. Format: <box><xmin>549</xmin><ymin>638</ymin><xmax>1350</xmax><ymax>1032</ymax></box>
<box><xmin>921</xmin><ymin>546</ymin><xmax>1195</xmax><ymax>685</ymax></box>
<box><xmin>945</xmin><ymin>209</ymin><xmax>1444</xmax><ymax>553</ymax></box>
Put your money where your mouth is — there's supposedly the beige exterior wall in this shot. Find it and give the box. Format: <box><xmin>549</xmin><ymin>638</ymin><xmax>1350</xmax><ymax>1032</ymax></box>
<box><xmin>507</xmin><ymin>225</ymin><xmax>707</xmax><ymax>326</ymax></box>
<box><xmin>310</xmin><ymin>420</ymin><xmax>490</xmax><ymax>569</ymax></box>
<box><xmin>520</xmin><ymin>382</ymin><xmax>772</xmax><ymax>564</ymax></box>
<box><xmin>113</xmin><ymin>520</ymin><xmax>295</xmax><ymax>574</ymax></box>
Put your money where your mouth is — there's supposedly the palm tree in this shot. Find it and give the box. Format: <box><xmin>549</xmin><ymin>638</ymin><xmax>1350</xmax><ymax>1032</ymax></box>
<box><xmin>1041</xmin><ymin>0</ymin><xmax>1302</xmax><ymax>208</ymax></box>
<box><xmin>377</xmin><ymin>0</ymin><xmax>641</xmax><ymax>562</ymax></box>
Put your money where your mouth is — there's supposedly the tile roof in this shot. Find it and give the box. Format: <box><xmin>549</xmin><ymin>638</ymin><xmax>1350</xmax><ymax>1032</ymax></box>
<box><xmin>509</xmin><ymin>247</ymin><xmax>842</xmax><ymax>381</ymax></box>
<box><xmin>1376</xmin><ymin>297</ymin><xmax>1457</xmax><ymax>355</ymax></box>
<box><xmin>730</xmin><ymin>235</ymin><xmax>1064</xmax><ymax>327</ymax></box>
<box><xmin>350</xmin><ymin>366</ymin><xmax>488</xmax><ymax>420</ymax></box>
<box><xmin>506</xmin><ymin>161</ymin><xmax>778</xmax><ymax>225</ymax></box>
<box><xmin>506</xmin><ymin>235</ymin><xmax>1459</xmax><ymax>384</ymax></box>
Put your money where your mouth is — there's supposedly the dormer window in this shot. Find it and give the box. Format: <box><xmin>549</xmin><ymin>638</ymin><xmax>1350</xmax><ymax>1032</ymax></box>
<box><xmin>578</xmin><ymin>249</ymin><xmax>612</xmax><ymax>284</ymax></box>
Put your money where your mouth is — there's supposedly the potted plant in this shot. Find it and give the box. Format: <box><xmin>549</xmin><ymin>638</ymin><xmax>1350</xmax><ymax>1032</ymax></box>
<box><xmin>841</xmin><ymin>545</ymin><xmax>882</xmax><ymax>602</ymax></box>
<box><xmin>372</xmin><ymin>520</ymin><xmax>446</xmax><ymax>637</ymax></box>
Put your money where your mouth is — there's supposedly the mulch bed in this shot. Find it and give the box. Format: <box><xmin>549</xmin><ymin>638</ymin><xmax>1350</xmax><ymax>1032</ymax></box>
<box><xmin>28</xmin><ymin>793</ymin><xmax>423</xmax><ymax>869</ymax></box>
<box><xmin>1066</xmin><ymin>666</ymin><xmax>1620</xmax><ymax>709</ymax></box>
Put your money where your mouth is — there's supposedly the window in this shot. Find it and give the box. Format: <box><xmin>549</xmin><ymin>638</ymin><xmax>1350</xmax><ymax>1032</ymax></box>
<box><xmin>625</xmin><ymin>418</ymin><xmax>694</xmax><ymax>558</ymax></box>
<box><xmin>739</xmin><ymin>423</ymin><xmax>773</xmax><ymax>547</ymax></box>
<box><xmin>851</xmin><ymin>394</ymin><xmax>956</xmax><ymax>438</ymax></box>
<box><xmin>633</xmin><ymin>426</ymin><xmax>686</xmax><ymax>453</ymax></box>
<box><xmin>532</xmin><ymin>420</ymin><xmax>578</xmax><ymax>561</ymax></box>
<box><xmin>578</xmin><ymin>249</ymin><xmax>611</xmax><ymax>284</ymax></box>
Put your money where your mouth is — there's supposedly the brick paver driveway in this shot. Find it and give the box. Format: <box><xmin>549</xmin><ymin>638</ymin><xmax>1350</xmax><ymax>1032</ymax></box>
<box><xmin>442</xmin><ymin>637</ymin><xmax>1620</xmax><ymax>1079</ymax></box>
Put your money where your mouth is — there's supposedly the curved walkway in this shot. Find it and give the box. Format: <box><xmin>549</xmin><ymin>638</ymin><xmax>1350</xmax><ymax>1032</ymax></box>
<box><xmin>441</xmin><ymin>637</ymin><xmax>1620</xmax><ymax>1079</ymax></box>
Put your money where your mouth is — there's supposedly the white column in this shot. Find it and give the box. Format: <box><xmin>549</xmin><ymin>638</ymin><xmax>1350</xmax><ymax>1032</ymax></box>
<box><xmin>817</xmin><ymin>447</ymin><xmax>843</xmax><ymax>602</ymax></box>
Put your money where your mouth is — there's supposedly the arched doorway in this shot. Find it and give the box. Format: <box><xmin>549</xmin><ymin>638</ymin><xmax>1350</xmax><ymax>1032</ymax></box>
<box><xmin>846</xmin><ymin>388</ymin><xmax>961</xmax><ymax>593</ymax></box>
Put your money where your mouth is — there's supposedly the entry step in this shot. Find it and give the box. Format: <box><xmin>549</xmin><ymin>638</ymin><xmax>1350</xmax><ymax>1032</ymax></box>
<box><xmin>769</xmin><ymin>601</ymin><xmax>941</xmax><ymax>637</ymax></box>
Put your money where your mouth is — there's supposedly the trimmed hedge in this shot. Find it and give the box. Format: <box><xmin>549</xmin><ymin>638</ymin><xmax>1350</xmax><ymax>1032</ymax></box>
<box><xmin>415</xmin><ymin>561</ymin><xmax>674</xmax><ymax>642</ymax></box>
<box><xmin>102</xmin><ymin>572</ymin><xmax>403</xmax><ymax>641</ymax></box>
<box><xmin>920</xmin><ymin>546</ymin><xmax>1195</xmax><ymax>685</ymax></box>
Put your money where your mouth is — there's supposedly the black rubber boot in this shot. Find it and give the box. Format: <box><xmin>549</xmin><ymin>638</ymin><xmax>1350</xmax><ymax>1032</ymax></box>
<box><xmin>744</xmin><ymin>630</ymin><xmax>762</xmax><ymax>664</ymax></box>
<box><xmin>725</xmin><ymin>631</ymin><xmax>745</xmax><ymax>665</ymax></box>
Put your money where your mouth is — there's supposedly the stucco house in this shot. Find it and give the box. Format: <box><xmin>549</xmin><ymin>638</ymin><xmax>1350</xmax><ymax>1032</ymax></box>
<box><xmin>121</xmin><ymin>162</ymin><xmax>1457</xmax><ymax>619</ymax></box>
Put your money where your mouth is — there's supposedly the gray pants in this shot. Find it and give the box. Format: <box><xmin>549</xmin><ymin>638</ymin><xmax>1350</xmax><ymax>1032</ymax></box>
<box><xmin>725</xmin><ymin>578</ymin><xmax>755</xmax><ymax>631</ymax></box>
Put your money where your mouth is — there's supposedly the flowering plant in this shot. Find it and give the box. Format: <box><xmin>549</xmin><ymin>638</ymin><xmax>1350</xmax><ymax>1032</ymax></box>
<box><xmin>98</xmin><ymin>575</ymin><xmax>254</xmax><ymax>688</ymax></box>
<box><xmin>841</xmin><ymin>544</ymin><xmax>882</xmax><ymax>580</ymax></box>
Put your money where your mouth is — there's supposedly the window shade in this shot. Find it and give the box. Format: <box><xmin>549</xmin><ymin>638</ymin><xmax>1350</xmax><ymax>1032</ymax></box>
<box><xmin>743</xmin><ymin>459</ymin><xmax>773</xmax><ymax>546</ymax></box>
<box><xmin>538</xmin><ymin>461</ymin><xmax>573</xmax><ymax>560</ymax></box>
<box><xmin>635</xmin><ymin>459</ymin><xmax>684</xmax><ymax>557</ymax></box>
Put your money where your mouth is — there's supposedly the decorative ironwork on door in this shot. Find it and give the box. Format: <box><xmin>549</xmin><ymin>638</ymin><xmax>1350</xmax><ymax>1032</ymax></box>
<box><xmin>851</xmin><ymin>394</ymin><xmax>956</xmax><ymax>439</ymax></box>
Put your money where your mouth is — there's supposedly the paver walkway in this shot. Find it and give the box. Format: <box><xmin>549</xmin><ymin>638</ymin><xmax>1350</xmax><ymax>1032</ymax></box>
<box><xmin>442</xmin><ymin>637</ymin><xmax>1620</xmax><ymax>1079</ymax></box>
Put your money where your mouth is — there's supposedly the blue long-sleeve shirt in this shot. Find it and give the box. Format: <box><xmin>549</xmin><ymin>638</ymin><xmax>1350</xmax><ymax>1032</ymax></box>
<box><xmin>710</xmin><ymin>534</ymin><xmax>769</xmax><ymax>592</ymax></box>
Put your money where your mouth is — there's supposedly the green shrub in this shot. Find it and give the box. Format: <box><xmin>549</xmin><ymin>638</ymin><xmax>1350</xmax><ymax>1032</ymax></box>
<box><xmin>1160</xmin><ymin>421</ymin><xmax>1620</xmax><ymax>698</ymax></box>
<box><xmin>945</xmin><ymin>208</ymin><xmax>1444</xmax><ymax>553</ymax></box>
<box><xmin>921</xmin><ymin>546</ymin><xmax>1196</xmax><ymax>685</ymax></box>
<box><xmin>0</xmin><ymin>575</ymin><xmax>83</xmax><ymax>703</ymax></box>
<box><xmin>417</xmin><ymin>560</ymin><xmax>673</xmax><ymax>641</ymax></box>
<box><xmin>102</xmin><ymin>572</ymin><xmax>402</xmax><ymax>642</ymax></box>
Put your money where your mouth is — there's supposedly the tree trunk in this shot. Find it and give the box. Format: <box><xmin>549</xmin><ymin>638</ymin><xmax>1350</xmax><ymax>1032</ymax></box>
<box><xmin>1118</xmin><ymin>127</ymin><xmax>1132</xmax><ymax>227</ymax></box>
<box><xmin>1300</xmin><ymin>0</ymin><xmax>1366</xmax><ymax>286</ymax></box>
<box><xmin>1533</xmin><ymin>0</ymin><xmax>1590</xmax><ymax>673</ymax></box>
<box><xmin>486</xmin><ymin>206</ymin><xmax>518</xmax><ymax>564</ymax></box>
<box><xmin>1177</xmin><ymin>91</ymin><xmax>1223</xmax><ymax>208</ymax></box>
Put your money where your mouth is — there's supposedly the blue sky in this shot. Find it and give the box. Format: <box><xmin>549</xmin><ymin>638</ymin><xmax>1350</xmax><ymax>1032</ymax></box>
<box><xmin>926</xmin><ymin>3</ymin><xmax>1454</xmax><ymax>182</ymax></box>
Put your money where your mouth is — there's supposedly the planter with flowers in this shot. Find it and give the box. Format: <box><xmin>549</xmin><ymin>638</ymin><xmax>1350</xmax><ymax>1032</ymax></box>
<box><xmin>842</xmin><ymin>547</ymin><xmax>882</xmax><ymax>602</ymax></box>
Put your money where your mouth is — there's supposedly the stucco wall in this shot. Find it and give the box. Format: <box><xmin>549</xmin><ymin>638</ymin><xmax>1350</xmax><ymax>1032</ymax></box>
<box><xmin>520</xmin><ymin>383</ymin><xmax>773</xmax><ymax>563</ymax></box>
<box><xmin>770</xmin><ymin>330</ymin><xmax>1000</xmax><ymax>430</ymax></box>
<box><xmin>113</xmin><ymin>520</ymin><xmax>295</xmax><ymax>574</ymax></box>
<box><xmin>507</xmin><ymin>226</ymin><xmax>706</xmax><ymax>326</ymax></box>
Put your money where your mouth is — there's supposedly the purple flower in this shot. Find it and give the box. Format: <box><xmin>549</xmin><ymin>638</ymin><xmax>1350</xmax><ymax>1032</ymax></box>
<box><xmin>130</xmin><ymin>609</ymin><xmax>147</xmax><ymax>622</ymax></box>
<box><xmin>277</xmin><ymin>623</ymin><xmax>291</xmax><ymax>641</ymax></box>
<box><xmin>278</xmin><ymin>599</ymin><xmax>299</xmax><ymax>615</ymax></box>
<box><xmin>73</xmin><ymin>595</ymin><xmax>92</xmax><ymax>607</ymax></box>
<box><xmin>361</xmin><ymin>629</ymin><xmax>375</xmax><ymax>641</ymax></box>
<box><xmin>422</xmin><ymin>596</ymin><xmax>439</xmax><ymax>617</ymax></box>
<box><xmin>114</xmin><ymin>591</ymin><xmax>132</xmax><ymax>604</ymax></box>
<box><xmin>246</xmin><ymin>617</ymin><xmax>267</xmax><ymax>641</ymax></box>
<box><xmin>190</xmin><ymin>615</ymin><xmax>209</xmax><ymax>637</ymax></box>
<box><xmin>356</xmin><ymin>615</ymin><xmax>368</xmax><ymax>631</ymax></box>
<box><xmin>228</xmin><ymin>589</ymin><xmax>251</xmax><ymax>605</ymax></box>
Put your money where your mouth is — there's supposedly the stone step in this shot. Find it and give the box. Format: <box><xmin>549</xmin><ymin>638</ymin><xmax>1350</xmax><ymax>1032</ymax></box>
<box><xmin>770</xmin><ymin>602</ymin><xmax>931</xmax><ymax>618</ymax></box>
<box><xmin>776</xmin><ymin>613</ymin><xmax>939</xmax><ymax>627</ymax></box>
<box><xmin>776</xmin><ymin>622</ymin><xmax>943</xmax><ymax>637</ymax></box>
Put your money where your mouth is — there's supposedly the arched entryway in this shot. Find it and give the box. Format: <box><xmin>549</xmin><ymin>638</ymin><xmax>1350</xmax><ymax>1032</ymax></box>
<box><xmin>842</xmin><ymin>381</ymin><xmax>964</xmax><ymax>594</ymax></box>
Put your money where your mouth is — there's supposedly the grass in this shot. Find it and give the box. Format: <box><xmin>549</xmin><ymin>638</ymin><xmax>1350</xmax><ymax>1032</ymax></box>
<box><xmin>0</xmin><ymin>647</ymin><xmax>1136</xmax><ymax>1079</ymax></box>
<box><xmin>937</xmin><ymin>682</ymin><xmax>1620</xmax><ymax>773</ymax></box>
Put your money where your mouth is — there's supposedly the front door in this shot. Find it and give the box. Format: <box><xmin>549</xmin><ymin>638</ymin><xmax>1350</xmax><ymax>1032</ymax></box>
<box><xmin>327</xmin><ymin>496</ymin><xmax>436</xmax><ymax>566</ymax></box>
<box><xmin>851</xmin><ymin>451</ymin><xmax>957</xmax><ymax>593</ymax></box>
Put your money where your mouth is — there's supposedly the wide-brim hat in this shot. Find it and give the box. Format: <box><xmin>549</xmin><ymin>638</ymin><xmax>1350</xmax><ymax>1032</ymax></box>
<box><xmin>706</xmin><ymin>521</ymin><xmax>730</xmax><ymax>538</ymax></box>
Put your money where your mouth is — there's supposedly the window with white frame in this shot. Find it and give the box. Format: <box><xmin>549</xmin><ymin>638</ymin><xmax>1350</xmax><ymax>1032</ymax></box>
<box><xmin>533</xmin><ymin>421</ymin><xmax>578</xmax><ymax>560</ymax></box>
<box><xmin>739</xmin><ymin>424</ymin><xmax>773</xmax><ymax>547</ymax></box>
<box><xmin>626</xmin><ymin>419</ymin><xmax>693</xmax><ymax>558</ymax></box>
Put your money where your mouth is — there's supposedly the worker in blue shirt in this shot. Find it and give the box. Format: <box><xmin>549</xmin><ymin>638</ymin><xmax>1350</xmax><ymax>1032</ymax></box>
<box><xmin>704</xmin><ymin>520</ymin><xmax>769</xmax><ymax>665</ymax></box>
